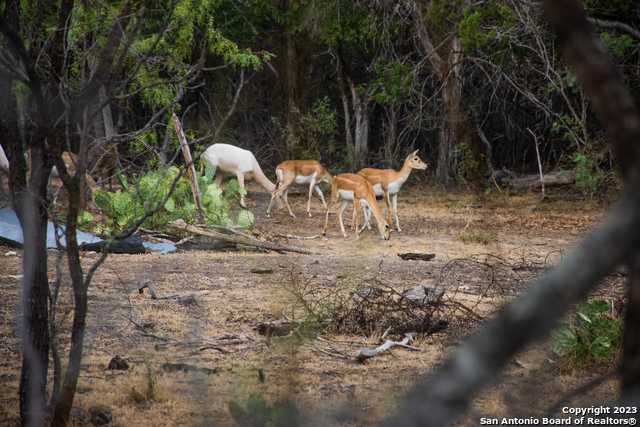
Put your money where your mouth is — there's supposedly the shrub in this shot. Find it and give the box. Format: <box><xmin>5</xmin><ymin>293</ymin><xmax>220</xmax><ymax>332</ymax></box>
<box><xmin>92</xmin><ymin>165</ymin><xmax>253</xmax><ymax>235</ymax></box>
<box><xmin>551</xmin><ymin>299</ymin><xmax>622</xmax><ymax>363</ymax></box>
<box><xmin>454</xmin><ymin>219</ymin><xmax>493</xmax><ymax>244</ymax></box>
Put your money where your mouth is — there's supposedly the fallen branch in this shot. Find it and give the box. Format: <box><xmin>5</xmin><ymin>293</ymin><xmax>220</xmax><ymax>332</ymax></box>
<box><xmin>277</xmin><ymin>234</ymin><xmax>321</xmax><ymax>240</ymax></box>
<box><xmin>256</xmin><ymin>317</ymin><xmax>302</xmax><ymax>337</ymax></box>
<box><xmin>121</xmin><ymin>312</ymin><xmax>172</xmax><ymax>342</ymax></box>
<box><xmin>397</xmin><ymin>253</ymin><xmax>436</xmax><ymax>261</ymax></box>
<box><xmin>161</xmin><ymin>363</ymin><xmax>220</xmax><ymax>375</ymax></box>
<box><xmin>355</xmin><ymin>333</ymin><xmax>422</xmax><ymax>362</ymax></box>
<box><xmin>154</xmin><ymin>333</ymin><xmax>255</xmax><ymax>351</ymax></box>
<box><xmin>138</xmin><ymin>281</ymin><xmax>179</xmax><ymax>300</ymax></box>
<box><xmin>168</xmin><ymin>219</ymin><xmax>317</xmax><ymax>254</ymax></box>
<box><xmin>294</xmin><ymin>330</ymin><xmax>352</xmax><ymax>360</ymax></box>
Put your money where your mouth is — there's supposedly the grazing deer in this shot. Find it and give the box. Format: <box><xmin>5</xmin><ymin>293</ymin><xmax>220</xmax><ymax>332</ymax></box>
<box><xmin>25</xmin><ymin>149</ymin><xmax>100</xmax><ymax>192</ymax></box>
<box><xmin>267</xmin><ymin>159</ymin><xmax>334</xmax><ymax>218</ymax></box>
<box><xmin>322</xmin><ymin>173</ymin><xmax>391</xmax><ymax>240</ymax></box>
<box><xmin>356</xmin><ymin>150</ymin><xmax>427</xmax><ymax>232</ymax></box>
<box><xmin>201</xmin><ymin>143</ymin><xmax>284</xmax><ymax>209</ymax></box>
<box><xmin>89</xmin><ymin>142</ymin><xmax>118</xmax><ymax>190</ymax></box>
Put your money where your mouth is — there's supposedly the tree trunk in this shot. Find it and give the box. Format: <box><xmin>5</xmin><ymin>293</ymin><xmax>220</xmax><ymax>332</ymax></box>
<box><xmin>14</xmin><ymin>147</ymin><xmax>52</xmax><ymax>427</ymax></box>
<box><xmin>335</xmin><ymin>51</ymin><xmax>354</xmax><ymax>154</ymax></box>
<box><xmin>0</xmin><ymin>2</ymin><xmax>52</xmax><ymax>426</ymax></box>
<box><xmin>347</xmin><ymin>74</ymin><xmax>370</xmax><ymax>171</ymax></box>
<box><xmin>411</xmin><ymin>4</ymin><xmax>485</xmax><ymax>184</ymax></box>
<box><xmin>280</xmin><ymin>0</ymin><xmax>299</xmax><ymax>159</ymax></box>
<box><xmin>383</xmin><ymin>106</ymin><xmax>399</xmax><ymax>168</ymax></box>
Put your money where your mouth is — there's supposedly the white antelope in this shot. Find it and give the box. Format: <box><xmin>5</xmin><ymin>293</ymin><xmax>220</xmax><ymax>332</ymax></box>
<box><xmin>322</xmin><ymin>173</ymin><xmax>391</xmax><ymax>240</ymax></box>
<box><xmin>356</xmin><ymin>150</ymin><xmax>427</xmax><ymax>232</ymax></box>
<box><xmin>0</xmin><ymin>144</ymin><xmax>9</xmax><ymax>175</ymax></box>
<box><xmin>267</xmin><ymin>159</ymin><xmax>333</xmax><ymax>218</ymax></box>
<box><xmin>201</xmin><ymin>143</ymin><xmax>283</xmax><ymax>209</ymax></box>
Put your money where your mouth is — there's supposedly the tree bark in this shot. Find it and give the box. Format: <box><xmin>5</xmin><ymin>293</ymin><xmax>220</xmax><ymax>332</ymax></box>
<box><xmin>335</xmin><ymin>51</ymin><xmax>354</xmax><ymax>154</ymax></box>
<box><xmin>0</xmin><ymin>2</ymin><xmax>52</xmax><ymax>426</ymax></box>
<box><xmin>410</xmin><ymin>4</ymin><xmax>484</xmax><ymax>184</ymax></box>
<box><xmin>383</xmin><ymin>106</ymin><xmax>399</xmax><ymax>168</ymax></box>
<box><xmin>347</xmin><ymin>74</ymin><xmax>370</xmax><ymax>170</ymax></box>
<box><xmin>15</xmin><ymin>161</ymin><xmax>51</xmax><ymax>427</ymax></box>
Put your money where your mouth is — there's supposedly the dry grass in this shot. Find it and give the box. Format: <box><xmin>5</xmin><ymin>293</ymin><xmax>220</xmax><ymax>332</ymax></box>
<box><xmin>0</xmin><ymin>185</ymin><xmax>623</xmax><ymax>426</ymax></box>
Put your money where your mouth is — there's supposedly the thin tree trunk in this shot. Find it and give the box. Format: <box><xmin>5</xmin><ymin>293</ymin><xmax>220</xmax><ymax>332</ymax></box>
<box><xmin>281</xmin><ymin>0</ymin><xmax>299</xmax><ymax>159</ymax></box>
<box><xmin>335</xmin><ymin>52</ymin><xmax>354</xmax><ymax>152</ymax></box>
<box><xmin>0</xmin><ymin>2</ymin><xmax>52</xmax><ymax>426</ymax></box>
<box><xmin>15</xmin><ymin>147</ymin><xmax>52</xmax><ymax>427</ymax></box>
<box><xmin>347</xmin><ymin>74</ymin><xmax>370</xmax><ymax>170</ymax></box>
<box><xmin>52</xmin><ymin>113</ymin><xmax>90</xmax><ymax>425</ymax></box>
<box><xmin>384</xmin><ymin>106</ymin><xmax>399</xmax><ymax>168</ymax></box>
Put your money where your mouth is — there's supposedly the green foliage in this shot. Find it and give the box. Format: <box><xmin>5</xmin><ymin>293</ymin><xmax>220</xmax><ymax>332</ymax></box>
<box><xmin>453</xmin><ymin>141</ymin><xmax>481</xmax><ymax>185</ymax></box>
<box><xmin>370</xmin><ymin>58</ymin><xmax>414</xmax><ymax>106</ymax></box>
<box><xmin>77</xmin><ymin>210</ymin><xmax>94</xmax><ymax>226</ymax></box>
<box><xmin>600</xmin><ymin>32</ymin><xmax>634</xmax><ymax>58</ymax></box>
<box><xmin>551</xmin><ymin>300</ymin><xmax>622</xmax><ymax>362</ymax></box>
<box><xmin>273</xmin><ymin>96</ymin><xmax>337</xmax><ymax>160</ymax></box>
<box><xmin>92</xmin><ymin>166</ymin><xmax>253</xmax><ymax>235</ymax></box>
<box><xmin>558</xmin><ymin>146</ymin><xmax>601</xmax><ymax>195</ymax></box>
<box><xmin>570</xmin><ymin>152</ymin><xmax>601</xmax><ymax>191</ymax></box>
<box><xmin>305</xmin><ymin>0</ymin><xmax>379</xmax><ymax>47</ymax></box>
<box><xmin>457</xmin><ymin>2</ymin><xmax>514</xmax><ymax>52</ymax></box>
<box><xmin>585</xmin><ymin>0</ymin><xmax>630</xmax><ymax>16</ymax></box>
<box><xmin>460</xmin><ymin>9</ymin><xmax>495</xmax><ymax>51</ymax></box>
<box><xmin>229</xmin><ymin>393</ymin><xmax>300</xmax><ymax>427</ymax></box>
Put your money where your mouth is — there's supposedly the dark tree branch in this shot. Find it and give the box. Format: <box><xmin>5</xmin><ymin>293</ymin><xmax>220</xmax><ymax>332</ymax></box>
<box><xmin>588</xmin><ymin>18</ymin><xmax>640</xmax><ymax>42</ymax></box>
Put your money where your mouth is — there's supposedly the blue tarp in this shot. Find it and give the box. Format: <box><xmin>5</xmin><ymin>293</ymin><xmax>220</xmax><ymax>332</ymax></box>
<box><xmin>0</xmin><ymin>205</ymin><xmax>175</xmax><ymax>254</ymax></box>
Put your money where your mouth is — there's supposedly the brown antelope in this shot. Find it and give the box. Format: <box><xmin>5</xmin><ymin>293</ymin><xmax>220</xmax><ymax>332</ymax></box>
<box><xmin>266</xmin><ymin>159</ymin><xmax>333</xmax><ymax>218</ymax></box>
<box><xmin>322</xmin><ymin>173</ymin><xmax>391</xmax><ymax>240</ymax></box>
<box><xmin>24</xmin><ymin>149</ymin><xmax>100</xmax><ymax>204</ymax></box>
<box><xmin>201</xmin><ymin>143</ymin><xmax>284</xmax><ymax>209</ymax></box>
<box><xmin>89</xmin><ymin>142</ymin><xmax>118</xmax><ymax>190</ymax></box>
<box><xmin>356</xmin><ymin>150</ymin><xmax>427</xmax><ymax>232</ymax></box>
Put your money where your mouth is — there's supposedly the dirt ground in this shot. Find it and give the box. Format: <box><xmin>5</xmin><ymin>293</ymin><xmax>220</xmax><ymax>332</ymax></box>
<box><xmin>0</xmin><ymin>182</ymin><xmax>627</xmax><ymax>426</ymax></box>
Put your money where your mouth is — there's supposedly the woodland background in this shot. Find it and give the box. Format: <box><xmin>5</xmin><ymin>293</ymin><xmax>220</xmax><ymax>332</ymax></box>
<box><xmin>4</xmin><ymin>0</ymin><xmax>639</xmax><ymax>188</ymax></box>
<box><xmin>1</xmin><ymin>1</ymin><xmax>639</xmax><ymax>426</ymax></box>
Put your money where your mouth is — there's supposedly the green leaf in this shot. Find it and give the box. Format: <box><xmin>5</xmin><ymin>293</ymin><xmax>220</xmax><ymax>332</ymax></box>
<box><xmin>237</xmin><ymin>210</ymin><xmax>255</xmax><ymax>227</ymax></box>
<box><xmin>92</xmin><ymin>190</ymin><xmax>114</xmax><ymax>214</ymax></box>
<box><xmin>164</xmin><ymin>197</ymin><xmax>175</xmax><ymax>213</ymax></box>
<box><xmin>227</xmin><ymin>179</ymin><xmax>240</xmax><ymax>193</ymax></box>
<box><xmin>592</xmin><ymin>317</ymin><xmax>621</xmax><ymax>343</ymax></box>
<box><xmin>117</xmin><ymin>170</ymin><xmax>128</xmax><ymax>190</ymax></box>
<box><xmin>590</xmin><ymin>337</ymin><xmax>614</xmax><ymax>359</ymax></box>
<box><xmin>205</xmin><ymin>164</ymin><xmax>216</xmax><ymax>181</ymax></box>
<box><xmin>552</xmin><ymin>343</ymin><xmax>566</xmax><ymax>357</ymax></box>
<box><xmin>78</xmin><ymin>210</ymin><xmax>94</xmax><ymax>225</ymax></box>
<box><xmin>591</xmin><ymin>299</ymin><xmax>611</xmax><ymax>313</ymax></box>
<box><xmin>247</xmin><ymin>393</ymin><xmax>266</xmax><ymax>423</ymax></box>
<box><xmin>550</xmin><ymin>323</ymin><xmax>578</xmax><ymax>348</ymax></box>
<box><xmin>113</xmin><ymin>191</ymin><xmax>134</xmax><ymax>215</ymax></box>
